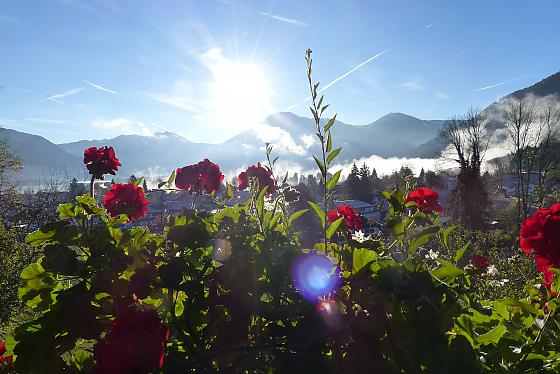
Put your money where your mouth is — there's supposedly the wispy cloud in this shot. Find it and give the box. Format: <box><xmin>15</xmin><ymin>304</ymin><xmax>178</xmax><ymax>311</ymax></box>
<box><xmin>92</xmin><ymin>118</ymin><xmax>154</xmax><ymax>136</ymax></box>
<box><xmin>258</xmin><ymin>11</ymin><xmax>309</xmax><ymax>27</ymax></box>
<box><xmin>473</xmin><ymin>74</ymin><xmax>532</xmax><ymax>92</ymax></box>
<box><xmin>83</xmin><ymin>79</ymin><xmax>119</xmax><ymax>94</ymax></box>
<box><xmin>144</xmin><ymin>92</ymin><xmax>204</xmax><ymax>114</ymax></box>
<box><xmin>285</xmin><ymin>50</ymin><xmax>389</xmax><ymax>111</ymax></box>
<box><xmin>425</xmin><ymin>22</ymin><xmax>435</xmax><ymax>29</ymax></box>
<box><xmin>434</xmin><ymin>91</ymin><xmax>448</xmax><ymax>99</ymax></box>
<box><xmin>401</xmin><ymin>76</ymin><xmax>425</xmax><ymax>91</ymax></box>
<box><xmin>40</xmin><ymin>87</ymin><xmax>85</xmax><ymax>103</ymax></box>
<box><xmin>24</xmin><ymin>118</ymin><xmax>67</xmax><ymax>125</ymax></box>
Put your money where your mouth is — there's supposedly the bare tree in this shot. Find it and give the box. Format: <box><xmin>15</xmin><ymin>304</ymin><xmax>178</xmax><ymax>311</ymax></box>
<box><xmin>439</xmin><ymin>108</ymin><xmax>490</xmax><ymax>228</ymax></box>
<box><xmin>534</xmin><ymin>101</ymin><xmax>560</xmax><ymax>207</ymax></box>
<box><xmin>503</xmin><ymin>97</ymin><xmax>560</xmax><ymax>224</ymax></box>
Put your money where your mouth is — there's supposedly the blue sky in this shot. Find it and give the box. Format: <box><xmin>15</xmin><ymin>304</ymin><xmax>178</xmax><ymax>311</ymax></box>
<box><xmin>0</xmin><ymin>0</ymin><xmax>559</xmax><ymax>144</ymax></box>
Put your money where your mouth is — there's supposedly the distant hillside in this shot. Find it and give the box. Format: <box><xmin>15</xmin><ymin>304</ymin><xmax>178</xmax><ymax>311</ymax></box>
<box><xmin>0</xmin><ymin>127</ymin><xmax>85</xmax><ymax>183</ymax></box>
<box><xmin>510</xmin><ymin>71</ymin><xmax>560</xmax><ymax>99</ymax></box>
<box><xmin>58</xmin><ymin>111</ymin><xmax>445</xmax><ymax>179</ymax></box>
<box><xmin>5</xmin><ymin>70</ymin><xmax>560</xmax><ymax>184</ymax></box>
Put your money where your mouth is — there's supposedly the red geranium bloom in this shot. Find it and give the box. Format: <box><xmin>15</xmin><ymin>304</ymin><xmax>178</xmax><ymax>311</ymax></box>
<box><xmin>470</xmin><ymin>253</ymin><xmax>489</xmax><ymax>269</ymax></box>
<box><xmin>84</xmin><ymin>146</ymin><xmax>121</xmax><ymax>180</ymax></box>
<box><xmin>0</xmin><ymin>341</ymin><xmax>13</xmax><ymax>363</ymax></box>
<box><xmin>328</xmin><ymin>205</ymin><xmax>363</xmax><ymax>231</ymax></box>
<box><xmin>103</xmin><ymin>183</ymin><xmax>148</xmax><ymax>220</ymax></box>
<box><xmin>238</xmin><ymin>163</ymin><xmax>276</xmax><ymax>194</ymax></box>
<box><xmin>406</xmin><ymin>187</ymin><xmax>443</xmax><ymax>213</ymax></box>
<box><xmin>175</xmin><ymin>158</ymin><xmax>224</xmax><ymax>194</ymax></box>
<box><xmin>93</xmin><ymin>306</ymin><xmax>169</xmax><ymax>374</ymax></box>
<box><xmin>520</xmin><ymin>203</ymin><xmax>560</xmax><ymax>291</ymax></box>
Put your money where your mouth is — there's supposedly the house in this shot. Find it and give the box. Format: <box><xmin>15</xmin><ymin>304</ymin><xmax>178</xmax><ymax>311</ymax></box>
<box><xmin>333</xmin><ymin>199</ymin><xmax>386</xmax><ymax>235</ymax></box>
<box><xmin>502</xmin><ymin>172</ymin><xmax>541</xmax><ymax>197</ymax></box>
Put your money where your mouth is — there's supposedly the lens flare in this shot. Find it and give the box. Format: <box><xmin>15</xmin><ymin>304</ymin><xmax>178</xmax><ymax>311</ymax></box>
<box><xmin>292</xmin><ymin>252</ymin><xmax>341</xmax><ymax>301</ymax></box>
<box><xmin>213</xmin><ymin>238</ymin><xmax>232</xmax><ymax>262</ymax></box>
<box><xmin>317</xmin><ymin>298</ymin><xmax>342</xmax><ymax>329</ymax></box>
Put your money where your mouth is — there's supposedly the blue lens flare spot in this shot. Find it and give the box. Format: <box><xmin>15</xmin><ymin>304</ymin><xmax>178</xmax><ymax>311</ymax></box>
<box><xmin>292</xmin><ymin>252</ymin><xmax>341</xmax><ymax>301</ymax></box>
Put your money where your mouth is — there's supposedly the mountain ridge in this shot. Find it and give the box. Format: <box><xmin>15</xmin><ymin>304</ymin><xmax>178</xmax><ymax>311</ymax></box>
<box><xmin>3</xmin><ymin>70</ymin><xmax>560</xmax><ymax>184</ymax></box>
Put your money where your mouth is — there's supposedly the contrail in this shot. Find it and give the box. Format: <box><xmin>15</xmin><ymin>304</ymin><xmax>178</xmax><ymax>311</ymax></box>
<box><xmin>83</xmin><ymin>80</ymin><xmax>119</xmax><ymax>94</ymax></box>
<box><xmin>258</xmin><ymin>11</ymin><xmax>309</xmax><ymax>27</ymax></box>
<box><xmin>40</xmin><ymin>87</ymin><xmax>84</xmax><ymax>103</ymax></box>
<box><xmin>474</xmin><ymin>74</ymin><xmax>532</xmax><ymax>92</ymax></box>
<box><xmin>285</xmin><ymin>49</ymin><xmax>389</xmax><ymax>111</ymax></box>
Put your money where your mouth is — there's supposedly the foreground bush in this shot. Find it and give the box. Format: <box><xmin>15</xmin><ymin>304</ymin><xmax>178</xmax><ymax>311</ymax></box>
<box><xmin>2</xmin><ymin>51</ymin><xmax>560</xmax><ymax>373</ymax></box>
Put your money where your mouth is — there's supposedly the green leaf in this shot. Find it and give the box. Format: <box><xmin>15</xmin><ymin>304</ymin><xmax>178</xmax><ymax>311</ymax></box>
<box><xmin>272</xmin><ymin>156</ymin><xmax>279</xmax><ymax>165</ymax></box>
<box><xmin>326</xmin><ymin>217</ymin><xmax>344</xmax><ymax>239</ymax></box>
<box><xmin>443</xmin><ymin>225</ymin><xmax>457</xmax><ymax>247</ymax></box>
<box><xmin>326</xmin><ymin>131</ymin><xmax>332</xmax><ymax>152</ymax></box>
<box><xmin>324</xmin><ymin>114</ymin><xmax>337</xmax><ymax>132</ymax></box>
<box><xmin>326</xmin><ymin>147</ymin><xmax>341</xmax><ymax>165</ymax></box>
<box><xmin>313</xmin><ymin>156</ymin><xmax>326</xmax><ymax>176</ymax></box>
<box><xmin>409</xmin><ymin>226</ymin><xmax>440</xmax><ymax>254</ymax></box>
<box><xmin>454</xmin><ymin>242</ymin><xmax>470</xmax><ymax>263</ymax></box>
<box><xmin>308</xmin><ymin>201</ymin><xmax>325</xmax><ymax>226</ymax></box>
<box><xmin>42</xmin><ymin>245</ymin><xmax>83</xmax><ymax>276</ymax></box>
<box><xmin>159</xmin><ymin>169</ymin><xmax>176</xmax><ymax>188</ymax></box>
<box><xmin>175</xmin><ymin>298</ymin><xmax>185</xmax><ymax>317</ymax></box>
<box><xmin>475</xmin><ymin>324</ymin><xmax>507</xmax><ymax>345</ymax></box>
<box><xmin>269</xmin><ymin>213</ymin><xmax>282</xmax><ymax>229</ymax></box>
<box><xmin>57</xmin><ymin>203</ymin><xmax>75</xmax><ymax>218</ymax></box>
<box><xmin>289</xmin><ymin>209</ymin><xmax>308</xmax><ymax>224</ymax></box>
<box><xmin>226</xmin><ymin>183</ymin><xmax>234</xmax><ymax>199</ymax></box>
<box><xmin>256</xmin><ymin>186</ymin><xmax>269</xmax><ymax>215</ymax></box>
<box><xmin>352</xmin><ymin>248</ymin><xmax>378</xmax><ymax>274</ymax></box>
<box><xmin>500</xmin><ymin>298</ymin><xmax>538</xmax><ymax>314</ymax></box>
<box><xmin>327</xmin><ymin>170</ymin><xmax>341</xmax><ymax>190</ymax></box>
<box><xmin>432</xmin><ymin>262</ymin><xmax>465</xmax><ymax>279</ymax></box>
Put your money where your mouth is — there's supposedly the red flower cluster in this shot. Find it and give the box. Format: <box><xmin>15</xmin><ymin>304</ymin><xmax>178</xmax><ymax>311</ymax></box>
<box><xmin>0</xmin><ymin>341</ymin><xmax>13</xmax><ymax>364</ymax></box>
<box><xmin>405</xmin><ymin>187</ymin><xmax>443</xmax><ymax>213</ymax></box>
<box><xmin>103</xmin><ymin>183</ymin><xmax>148</xmax><ymax>221</ymax></box>
<box><xmin>238</xmin><ymin>163</ymin><xmax>276</xmax><ymax>193</ymax></box>
<box><xmin>520</xmin><ymin>203</ymin><xmax>560</xmax><ymax>291</ymax></box>
<box><xmin>328</xmin><ymin>205</ymin><xmax>363</xmax><ymax>231</ymax></box>
<box><xmin>84</xmin><ymin>146</ymin><xmax>121</xmax><ymax>180</ymax></box>
<box><xmin>94</xmin><ymin>306</ymin><xmax>169</xmax><ymax>373</ymax></box>
<box><xmin>470</xmin><ymin>253</ymin><xmax>489</xmax><ymax>269</ymax></box>
<box><xmin>175</xmin><ymin>159</ymin><xmax>224</xmax><ymax>194</ymax></box>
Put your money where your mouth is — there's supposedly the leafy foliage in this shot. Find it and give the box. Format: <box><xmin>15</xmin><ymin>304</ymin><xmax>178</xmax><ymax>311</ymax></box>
<box><xmin>2</xmin><ymin>50</ymin><xmax>560</xmax><ymax>373</ymax></box>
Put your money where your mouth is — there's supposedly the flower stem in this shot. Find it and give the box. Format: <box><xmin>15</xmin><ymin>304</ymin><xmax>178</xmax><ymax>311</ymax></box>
<box><xmin>89</xmin><ymin>175</ymin><xmax>95</xmax><ymax>199</ymax></box>
<box><xmin>306</xmin><ymin>49</ymin><xmax>329</xmax><ymax>254</ymax></box>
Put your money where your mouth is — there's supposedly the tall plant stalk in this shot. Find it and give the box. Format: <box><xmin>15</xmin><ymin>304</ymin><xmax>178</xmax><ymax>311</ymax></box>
<box><xmin>305</xmin><ymin>49</ymin><xmax>343</xmax><ymax>253</ymax></box>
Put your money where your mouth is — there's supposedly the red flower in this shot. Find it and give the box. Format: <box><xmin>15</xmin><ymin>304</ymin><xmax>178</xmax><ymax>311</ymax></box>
<box><xmin>470</xmin><ymin>253</ymin><xmax>489</xmax><ymax>269</ymax></box>
<box><xmin>406</xmin><ymin>187</ymin><xmax>443</xmax><ymax>213</ymax></box>
<box><xmin>328</xmin><ymin>205</ymin><xmax>363</xmax><ymax>231</ymax></box>
<box><xmin>175</xmin><ymin>158</ymin><xmax>224</xmax><ymax>194</ymax></box>
<box><xmin>520</xmin><ymin>203</ymin><xmax>560</xmax><ymax>291</ymax></box>
<box><xmin>238</xmin><ymin>163</ymin><xmax>276</xmax><ymax>193</ymax></box>
<box><xmin>0</xmin><ymin>341</ymin><xmax>13</xmax><ymax>363</ymax></box>
<box><xmin>84</xmin><ymin>146</ymin><xmax>121</xmax><ymax>180</ymax></box>
<box><xmin>93</xmin><ymin>306</ymin><xmax>169</xmax><ymax>374</ymax></box>
<box><xmin>103</xmin><ymin>183</ymin><xmax>148</xmax><ymax>221</ymax></box>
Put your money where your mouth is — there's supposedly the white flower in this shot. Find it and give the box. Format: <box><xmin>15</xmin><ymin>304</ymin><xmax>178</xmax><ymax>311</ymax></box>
<box><xmin>489</xmin><ymin>278</ymin><xmax>510</xmax><ymax>287</ymax></box>
<box><xmin>426</xmin><ymin>249</ymin><xmax>439</xmax><ymax>260</ymax></box>
<box><xmin>351</xmin><ymin>230</ymin><xmax>372</xmax><ymax>243</ymax></box>
<box><xmin>487</xmin><ymin>265</ymin><xmax>499</xmax><ymax>276</ymax></box>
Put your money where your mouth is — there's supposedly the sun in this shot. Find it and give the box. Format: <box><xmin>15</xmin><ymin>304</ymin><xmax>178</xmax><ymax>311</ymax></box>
<box><xmin>211</xmin><ymin>61</ymin><xmax>271</xmax><ymax>126</ymax></box>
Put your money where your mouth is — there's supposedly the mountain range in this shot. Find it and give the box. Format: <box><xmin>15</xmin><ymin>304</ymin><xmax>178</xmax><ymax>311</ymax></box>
<box><xmin>2</xmin><ymin>70</ymin><xmax>559</xmax><ymax>184</ymax></box>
